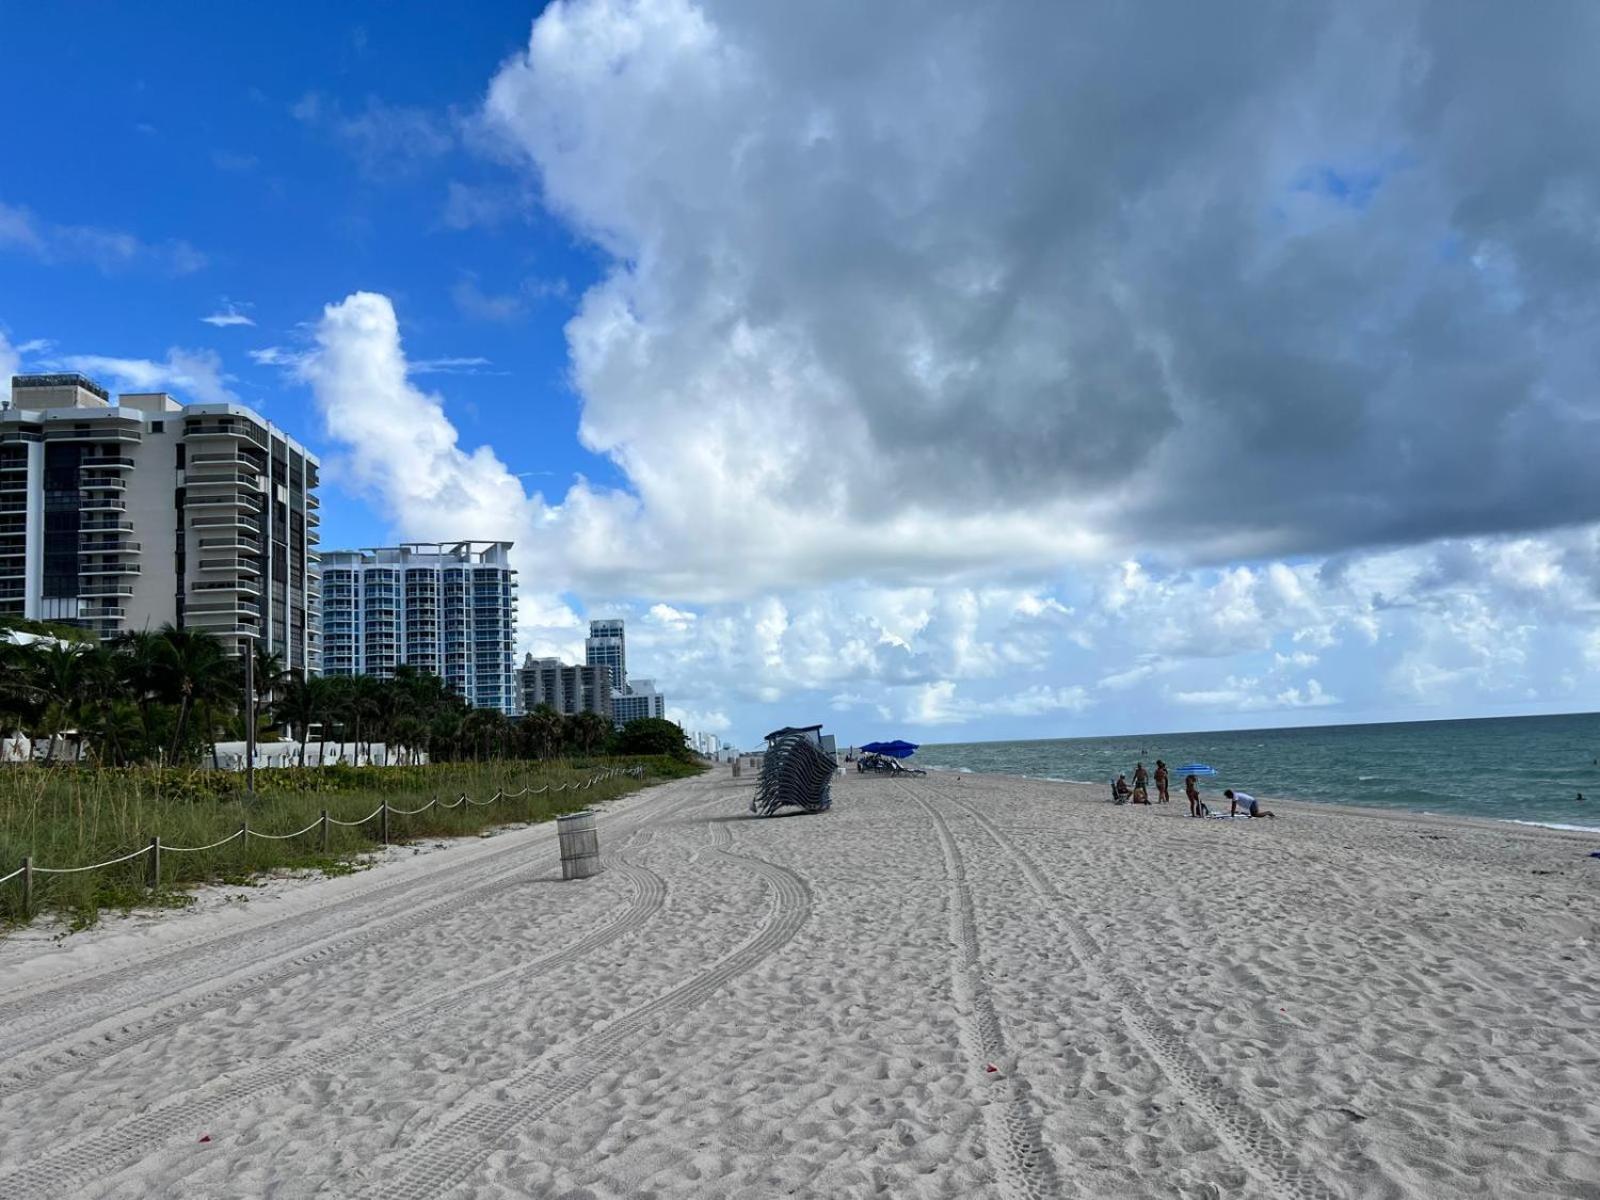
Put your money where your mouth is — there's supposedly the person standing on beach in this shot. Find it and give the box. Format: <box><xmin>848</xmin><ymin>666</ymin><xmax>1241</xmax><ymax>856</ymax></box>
<box><xmin>1154</xmin><ymin>760</ymin><xmax>1170</xmax><ymax>803</ymax></box>
<box><xmin>1185</xmin><ymin>774</ymin><xmax>1203</xmax><ymax>817</ymax></box>
<box><xmin>1133</xmin><ymin>761</ymin><xmax>1148</xmax><ymax>793</ymax></box>
<box><xmin>1224</xmin><ymin>788</ymin><xmax>1275</xmax><ymax>819</ymax></box>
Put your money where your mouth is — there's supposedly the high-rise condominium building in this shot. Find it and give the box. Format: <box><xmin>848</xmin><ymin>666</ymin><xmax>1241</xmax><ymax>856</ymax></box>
<box><xmin>0</xmin><ymin>374</ymin><xmax>321</xmax><ymax>668</ymax></box>
<box><xmin>582</xmin><ymin>617</ymin><xmax>670</xmax><ymax>727</ymax></box>
<box><xmin>319</xmin><ymin>541</ymin><xmax>518</xmax><ymax>714</ymax></box>
<box><xmin>585</xmin><ymin>618</ymin><xmax>626</xmax><ymax>691</ymax></box>
<box><xmin>612</xmin><ymin>677</ymin><xmax>667</xmax><ymax>725</ymax></box>
<box><xmin>518</xmin><ymin>655</ymin><xmax>613</xmax><ymax>718</ymax></box>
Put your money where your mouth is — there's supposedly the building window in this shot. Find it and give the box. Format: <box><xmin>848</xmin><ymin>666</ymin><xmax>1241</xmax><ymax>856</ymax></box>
<box><xmin>152</xmin><ymin>420</ymin><xmax>165</xmax><ymax>433</ymax></box>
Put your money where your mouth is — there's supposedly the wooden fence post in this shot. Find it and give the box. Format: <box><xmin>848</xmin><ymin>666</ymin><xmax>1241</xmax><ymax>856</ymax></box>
<box><xmin>380</xmin><ymin>800</ymin><xmax>389</xmax><ymax>846</ymax></box>
<box><xmin>240</xmin><ymin>821</ymin><xmax>248</xmax><ymax>862</ymax></box>
<box><xmin>147</xmin><ymin>836</ymin><xmax>161</xmax><ymax>891</ymax></box>
<box><xmin>20</xmin><ymin>856</ymin><xmax>31</xmax><ymax>917</ymax></box>
<box><xmin>320</xmin><ymin>809</ymin><xmax>329</xmax><ymax>853</ymax></box>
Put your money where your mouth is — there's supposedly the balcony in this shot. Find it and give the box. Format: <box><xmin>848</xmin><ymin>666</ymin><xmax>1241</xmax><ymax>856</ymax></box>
<box><xmin>80</xmin><ymin>561</ymin><xmax>142</xmax><ymax>576</ymax></box>
<box><xmin>80</xmin><ymin>535</ymin><xmax>141</xmax><ymax>552</ymax></box>
<box><xmin>197</xmin><ymin>557</ymin><xmax>262</xmax><ymax>575</ymax></box>
<box><xmin>45</xmin><ymin>424</ymin><xmax>142</xmax><ymax>443</ymax></box>
<box><xmin>189</xmin><ymin>451</ymin><xmax>263</xmax><ymax>468</ymax></box>
<box><xmin>182</xmin><ymin>619</ymin><xmax>259</xmax><ymax>637</ymax></box>
<box><xmin>80</xmin><ymin>497</ymin><xmax>127</xmax><ymax>514</ymax></box>
<box><xmin>186</xmin><ymin>472</ymin><xmax>265</xmax><ymax>494</ymax></box>
<box><xmin>81</xmin><ymin>519</ymin><xmax>136</xmax><ymax>535</ymax></box>
<box><xmin>198</xmin><ymin>535</ymin><xmax>260</xmax><ymax>553</ymax></box>
<box><xmin>79</xmin><ymin>474</ymin><xmax>127</xmax><ymax>491</ymax></box>
<box><xmin>306</xmin><ymin>493</ymin><xmax>321</xmax><ymax>509</ymax></box>
<box><xmin>191</xmin><ymin>514</ymin><xmax>262</xmax><ymax>532</ymax></box>
<box><xmin>193</xmin><ymin>578</ymin><xmax>261</xmax><ymax>596</ymax></box>
<box><xmin>82</xmin><ymin>606</ymin><xmax>125</xmax><ymax>621</ymax></box>
<box><xmin>79</xmin><ymin>582</ymin><xmax>135</xmax><ymax>598</ymax></box>
<box><xmin>187</xmin><ymin>598</ymin><xmax>262</xmax><ymax>616</ymax></box>
<box><xmin>186</xmin><ymin>492</ymin><xmax>259</xmax><ymax>509</ymax></box>
<box><xmin>80</xmin><ymin>455</ymin><xmax>135</xmax><ymax>469</ymax></box>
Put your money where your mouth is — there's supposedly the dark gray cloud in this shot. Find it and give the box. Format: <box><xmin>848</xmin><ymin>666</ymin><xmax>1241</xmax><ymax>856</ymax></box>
<box><xmin>479</xmin><ymin>0</ymin><xmax>1600</xmax><ymax>592</ymax></box>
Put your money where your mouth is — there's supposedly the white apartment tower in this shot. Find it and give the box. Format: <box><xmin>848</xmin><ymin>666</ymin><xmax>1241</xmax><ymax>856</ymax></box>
<box><xmin>612</xmin><ymin>678</ymin><xmax>667</xmax><ymax>725</ymax></box>
<box><xmin>319</xmin><ymin>541</ymin><xmax>518</xmax><ymax>714</ymax></box>
<box><xmin>0</xmin><ymin>374</ymin><xmax>321</xmax><ymax>668</ymax></box>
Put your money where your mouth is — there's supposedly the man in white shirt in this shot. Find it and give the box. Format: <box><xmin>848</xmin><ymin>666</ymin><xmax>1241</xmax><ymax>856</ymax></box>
<box><xmin>1224</xmin><ymin>789</ymin><xmax>1275</xmax><ymax>818</ymax></box>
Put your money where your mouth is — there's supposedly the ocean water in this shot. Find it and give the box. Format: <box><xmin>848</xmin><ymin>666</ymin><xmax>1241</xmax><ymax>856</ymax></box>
<box><xmin>913</xmin><ymin>712</ymin><xmax>1600</xmax><ymax>833</ymax></box>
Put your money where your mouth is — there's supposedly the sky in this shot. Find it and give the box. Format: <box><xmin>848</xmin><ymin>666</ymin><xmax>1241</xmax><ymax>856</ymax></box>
<box><xmin>4</xmin><ymin>1</ymin><xmax>1600</xmax><ymax>749</ymax></box>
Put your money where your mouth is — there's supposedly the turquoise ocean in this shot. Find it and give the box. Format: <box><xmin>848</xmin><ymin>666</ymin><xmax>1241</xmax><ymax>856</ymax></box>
<box><xmin>914</xmin><ymin>712</ymin><xmax>1600</xmax><ymax>833</ymax></box>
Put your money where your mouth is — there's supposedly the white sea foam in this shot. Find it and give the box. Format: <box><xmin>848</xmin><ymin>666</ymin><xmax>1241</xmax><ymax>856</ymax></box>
<box><xmin>1507</xmin><ymin>819</ymin><xmax>1600</xmax><ymax>835</ymax></box>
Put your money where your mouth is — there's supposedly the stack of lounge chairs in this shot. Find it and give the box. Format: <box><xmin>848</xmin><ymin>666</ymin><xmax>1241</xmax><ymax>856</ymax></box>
<box><xmin>856</xmin><ymin>752</ymin><xmax>926</xmax><ymax>776</ymax></box>
<box><xmin>751</xmin><ymin>732</ymin><xmax>836</xmax><ymax>817</ymax></box>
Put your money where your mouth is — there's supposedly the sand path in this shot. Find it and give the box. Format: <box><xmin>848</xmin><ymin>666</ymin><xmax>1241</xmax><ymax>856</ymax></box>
<box><xmin>0</xmin><ymin>769</ymin><xmax>1596</xmax><ymax>1198</ymax></box>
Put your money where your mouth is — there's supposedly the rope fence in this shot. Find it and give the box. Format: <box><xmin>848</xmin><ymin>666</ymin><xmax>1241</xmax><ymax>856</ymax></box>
<box><xmin>4</xmin><ymin>767</ymin><xmax>645</xmax><ymax>917</ymax></box>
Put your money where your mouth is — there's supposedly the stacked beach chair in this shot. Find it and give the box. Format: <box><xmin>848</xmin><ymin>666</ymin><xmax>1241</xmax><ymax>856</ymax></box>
<box><xmin>751</xmin><ymin>732</ymin><xmax>836</xmax><ymax>817</ymax></box>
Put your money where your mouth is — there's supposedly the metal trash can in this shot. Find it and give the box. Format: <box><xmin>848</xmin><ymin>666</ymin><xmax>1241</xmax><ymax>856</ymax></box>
<box><xmin>557</xmin><ymin>809</ymin><xmax>601</xmax><ymax>880</ymax></box>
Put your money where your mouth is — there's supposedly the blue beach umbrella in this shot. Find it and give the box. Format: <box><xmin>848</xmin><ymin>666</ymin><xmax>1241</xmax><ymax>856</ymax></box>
<box><xmin>861</xmin><ymin>740</ymin><xmax>919</xmax><ymax>759</ymax></box>
<box><xmin>1175</xmin><ymin>762</ymin><xmax>1217</xmax><ymax>776</ymax></box>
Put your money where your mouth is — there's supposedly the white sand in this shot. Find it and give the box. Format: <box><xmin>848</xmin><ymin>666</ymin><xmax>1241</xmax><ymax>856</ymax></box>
<box><xmin>0</xmin><ymin>769</ymin><xmax>1597</xmax><ymax>1198</ymax></box>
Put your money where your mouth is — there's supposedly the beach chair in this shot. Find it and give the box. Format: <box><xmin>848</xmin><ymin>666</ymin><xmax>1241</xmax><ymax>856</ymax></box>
<box><xmin>751</xmin><ymin>733</ymin><xmax>836</xmax><ymax>817</ymax></box>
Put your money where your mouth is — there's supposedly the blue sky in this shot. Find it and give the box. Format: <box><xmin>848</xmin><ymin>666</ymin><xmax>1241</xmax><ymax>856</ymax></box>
<box><xmin>5</xmin><ymin>2</ymin><xmax>1600</xmax><ymax>749</ymax></box>
<box><xmin>1</xmin><ymin>2</ymin><xmax>610</xmax><ymax>541</ymax></box>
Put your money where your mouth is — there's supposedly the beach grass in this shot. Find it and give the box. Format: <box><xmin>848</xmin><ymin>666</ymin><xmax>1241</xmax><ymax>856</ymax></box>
<box><xmin>0</xmin><ymin>757</ymin><xmax>701</xmax><ymax>928</ymax></box>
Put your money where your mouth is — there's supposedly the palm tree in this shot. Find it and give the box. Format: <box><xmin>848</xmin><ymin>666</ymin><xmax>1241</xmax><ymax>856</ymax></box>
<box><xmin>333</xmin><ymin>676</ymin><xmax>383</xmax><ymax>764</ymax></box>
<box><xmin>251</xmin><ymin>644</ymin><xmax>288</xmax><ymax>711</ymax></box>
<box><xmin>156</xmin><ymin>625</ymin><xmax>236</xmax><ymax>765</ymax></box>
<box><xmin>389</xmin><ymin>714</ymin><xmax>429</xmax><ymax>765</ymax></box>
<box><xmin>32</xmin><ymin>642</ymin><xmax>86</xmax><ymax>762</ymax></box>
<box><xmin>523</xmin><ymin>704</ymin><xmax>565</xmax><ymax>761</ymax></box>
<box><xmin>112</xmin><ymin>630</ymin><xmax>165</xmax><ymax>755</ymax></box>
<box><xmin>0</xmin><ymin>638</ymin><xmax>40</xmax><ymax>740</ymax></box>
<box><xmin>274</xmin><ymin>675</ymin><xmax>325</xmax><ymax>767</ymax></box>
<box><xmin>76</xmin><ymin>646</ymin><xmax>130</xmax><ymax>765</ymax></box>
<box><xmin>460</xmin><ymin>707</ymin><xmax>510</xmax><ymax>761</ymax></box>
<box><xmin>568</xmin><ymin>710</ymin><xmax>612</xmax><ymax>758</ymax></box>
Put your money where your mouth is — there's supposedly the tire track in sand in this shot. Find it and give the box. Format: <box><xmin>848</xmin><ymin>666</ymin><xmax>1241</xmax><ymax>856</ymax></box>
<box><xmin>940</xmin><ymin>791</ymin><xmax>1342</xmax><ymax>1200</ymax></box>
<box><xmin>0</xmin><ymin>776</ymin><xmax>696</xmax><ymax>1018</ymax></box>
<box><xmin>0</xmin><ymin>781</ymin><xmax>708</xmax><ymax>1085</ymax></box>
<box><xmin>910</xmin><ymin>793</ymin><xmax>1063</xmax><ymax>1200</ymax></box>
<box><xmin>354</xmin><ymin>819</ymin><xmax>811</xmax><ymax>1200</ymax></box>
<box><xmin>0</xmin><ymin>841</ymin><xmax>669</xmax><ymax>1200</ymax></box>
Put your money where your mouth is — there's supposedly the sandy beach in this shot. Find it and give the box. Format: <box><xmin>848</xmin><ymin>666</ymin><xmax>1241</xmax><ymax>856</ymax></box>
<box><xmin>0</xmin><ymin>768</ymin><xmax>1596</xmax><ymax>1199</ymax></box>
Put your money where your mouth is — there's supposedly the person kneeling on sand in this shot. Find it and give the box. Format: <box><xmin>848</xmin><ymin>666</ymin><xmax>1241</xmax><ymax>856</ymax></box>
<box><xmin>1224</xmin><ymin>788</ymin><xmax>1275</xmax><ymax>819</ymax></box>
<box><xmin>1113</xmin><ymin>774</ymin><xmax>1132</xmax><ymax>802</ymax></box>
